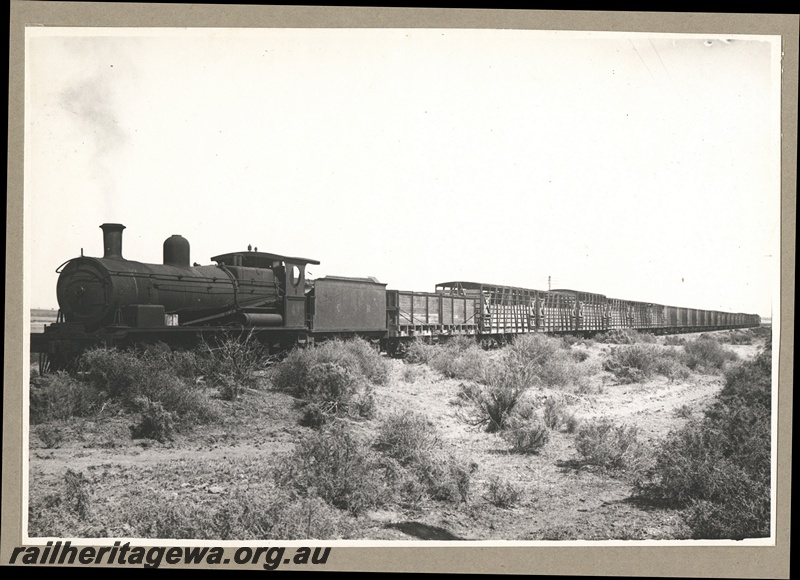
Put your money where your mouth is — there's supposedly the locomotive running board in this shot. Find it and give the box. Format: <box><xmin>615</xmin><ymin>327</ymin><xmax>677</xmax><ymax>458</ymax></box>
<box><xmin>180</xmin><ymin>301</ymin><xmax>280</xmax><ymax>326</ymax></box>
<box><xmin>180</xmin><ymin>308</ymin><xmax>242</xmax><ymax>326</ymax></box>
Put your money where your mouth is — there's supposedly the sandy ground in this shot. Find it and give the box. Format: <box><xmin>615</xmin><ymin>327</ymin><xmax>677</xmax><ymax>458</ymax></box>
<box><xmin>26</xmin><ymin>331</ymin><xmax>765</xmax><ymax>542</ymax></box>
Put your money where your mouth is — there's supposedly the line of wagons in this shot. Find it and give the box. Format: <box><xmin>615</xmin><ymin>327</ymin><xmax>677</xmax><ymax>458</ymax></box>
<box><xmin>384</xmin><ymin>281</ymin><xmax>760</xmax><ymax>353</ymax></box>
<box><xmin>30</xmin><ymin>224</ymin><xmax>761</xmax><ymax>369</ymax></box>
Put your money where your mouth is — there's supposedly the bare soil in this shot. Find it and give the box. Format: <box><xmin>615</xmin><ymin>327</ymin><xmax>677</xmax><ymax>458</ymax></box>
<box><xmin>26</xmin><ymin>332</ymin><xmax>764</xmax><ymax>542</ymax></box>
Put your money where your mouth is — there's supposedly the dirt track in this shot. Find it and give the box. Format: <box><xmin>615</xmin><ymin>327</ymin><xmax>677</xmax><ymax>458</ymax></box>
<box><xmin>27</xmin><ymin>333</ymin><xmax>763</xmax><ymax>541</ymax></box>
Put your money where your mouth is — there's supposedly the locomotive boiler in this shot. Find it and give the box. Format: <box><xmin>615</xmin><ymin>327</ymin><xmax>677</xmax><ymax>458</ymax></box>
<box><xmin>56</xmin><ymin>223</ymin><xmax>319</xmax><ymax>331</ymax></box>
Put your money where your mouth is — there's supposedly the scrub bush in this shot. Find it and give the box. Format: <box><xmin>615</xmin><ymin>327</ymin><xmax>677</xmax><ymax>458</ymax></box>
<box><xmin>645</xmin><ymin>344</ymin><xmax>772</xmax><ymax>538</ymax></box>
<box><xmin>374</xmin><ymin>410</ymin><xmax>441</xmax><ymax>466</ymax></box>
<box><xmin>129</xmin><ymin>399</ymin><xmax>175</xmax><ymax>443</ymax></box>
<box><xmin>29</xmin><ymin>371</ymin><xmax>108</xmax><ymax>423</ymax></box>
<box><xmin>402</xmin><ymin>338</ymin><xmax>439</xmax><ymax>365</ymax></box>
<box><xmin>603</xmin><ymin>344</ymin><xmax>691</xmax><ymax>383</ymax></box>
<box><xmin>543</xmin><ymin>396</ymin><xmax>570</xmax><ymax>430</ymax></box>
<box><xmin>276</xmin><ymin>422</ymin><xmax>385</xmax><ymax>516</ymax></box>
<box><xmin>681</xmin><ymin>337</ymin><xmax>739</xmax><ymax>373</ymax></box>
<box><xmin>271</xmin><ymin>339</ymin><xmax>386</xmax><ymax>426</ymax></box>
<box><xmin>375</xmin><ymin>410</ymin><xmax>477</xmax><ymax>506</ymax></box>
<box><xmin>455</xmin><ymin>363</ymin><xmax>533</xmax><ymax>433</ymax></box>
<box><xmin>430</xmin><ymin>339</ymin><xmax>492</xmax><ymax>382</ymax></box>
<box><xmin>506</xmin><ymin>334</ymin><xmax>587</xmax><ymax>388</ymax></box>
<box><xmin>79</xmin><ymin>347</ymin><xmax>217</xmax><ymax>425</ymax></box>
<box><xmin>717</xmin><ymin>329</ymin><xmax>755</xmax><ymax>345</ymax></box>
<box><xmin>196</xmin><ymin>331</ymin><xmax>272</xmax><ymax>400</ymax></box>
<box><xmin>272</xmin><ymin>338</ymin><xmax>389</xmax><ymax>394</ymax></box>
<box><xmin>596</xmin><ymin>329</ymin><xmax>656</xmax><ymax>344</ymax></box>
<box><xmin>574</xmin><ymin>418</ymin><xmax>649</xmax><ymax>474</ymax></box>
<box><xmin>485</xmin><ymin>476</ymin><xmax>524</xmax><ymax>509</ymax></box>
<box><xmin>501</xmin><ymin>415</ymin><xmax>550</xmax><ymax>454</ymax></box>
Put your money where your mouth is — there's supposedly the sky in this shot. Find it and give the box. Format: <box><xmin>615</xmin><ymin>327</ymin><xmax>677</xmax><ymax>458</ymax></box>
<box><xmin>24</xmin><ymin>28</ymin><xmax>781</xmax><ymax>319</ymax></box>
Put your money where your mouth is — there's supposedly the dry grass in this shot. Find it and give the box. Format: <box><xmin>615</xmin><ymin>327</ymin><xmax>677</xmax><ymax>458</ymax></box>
<box><xmin>27</xmin><ymin>329</ymin><xmax>770</xmax><ymax>541</ymax></box>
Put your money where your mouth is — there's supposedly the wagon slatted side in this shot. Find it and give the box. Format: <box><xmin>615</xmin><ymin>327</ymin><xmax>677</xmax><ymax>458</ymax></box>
<box><xmin>386</xmin><ymin>289</ymin><xmax>478</xmax><ymax>338</ymax></box>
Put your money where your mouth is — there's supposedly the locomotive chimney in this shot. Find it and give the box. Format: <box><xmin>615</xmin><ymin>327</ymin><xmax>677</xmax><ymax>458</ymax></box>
<box><xmin>100</xmin><ymin>223</ymin><xmax>125</xmax><ymax>259</ymax></box>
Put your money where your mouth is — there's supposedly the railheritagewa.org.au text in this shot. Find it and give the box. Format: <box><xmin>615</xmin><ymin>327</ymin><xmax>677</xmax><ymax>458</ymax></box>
<box><xmin>9</xmin><ymin>541</ymin><xmax>331</xmax><ymax>569</ymax></box>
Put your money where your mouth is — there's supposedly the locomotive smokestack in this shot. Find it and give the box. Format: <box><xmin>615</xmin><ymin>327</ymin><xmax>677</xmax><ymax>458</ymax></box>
<box><xmin>100</xmin><ymin>223</ymin><xmax>125</xmax><ymax>259</ymax></box>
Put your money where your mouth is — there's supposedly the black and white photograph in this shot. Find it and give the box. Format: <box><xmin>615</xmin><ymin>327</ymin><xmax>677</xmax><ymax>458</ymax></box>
<box><xmin>5</xmin><ymin>4</ymin><xmax>795</xmax><ymax>576</ymax></box>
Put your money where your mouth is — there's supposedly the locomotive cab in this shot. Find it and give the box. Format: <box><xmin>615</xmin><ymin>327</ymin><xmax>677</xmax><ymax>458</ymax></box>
<box><xmin>211</xmin><ymin>250</ymin><xmax>320</xmax><ymax>329</ymax></box>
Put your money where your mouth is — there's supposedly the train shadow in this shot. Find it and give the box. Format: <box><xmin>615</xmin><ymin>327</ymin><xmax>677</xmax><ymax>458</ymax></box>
<box><xmin>555</xmin><ymin>458</ymin><xmax>606</xmax><ymax>474</ymax></box>
<box><xmin>555</xmin><ymin>459</ymin><xmax>682</xmax><ymax>512</ymax></box>
<box><xmin>384</xmin><ymin>521</ymin><xmax>466</xmax><ymax>541</ymax></box>
<box><xmin>600</xmin><ymin>495</ymin><xmax>682</xmax><ymax>512</ymax></box>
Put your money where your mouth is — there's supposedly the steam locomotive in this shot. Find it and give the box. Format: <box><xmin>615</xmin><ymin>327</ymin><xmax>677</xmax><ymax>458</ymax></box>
<box><xmin>30</xmin><ymin>223</ymin><xmax>761</xmax><ymax>370</ymax></box>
